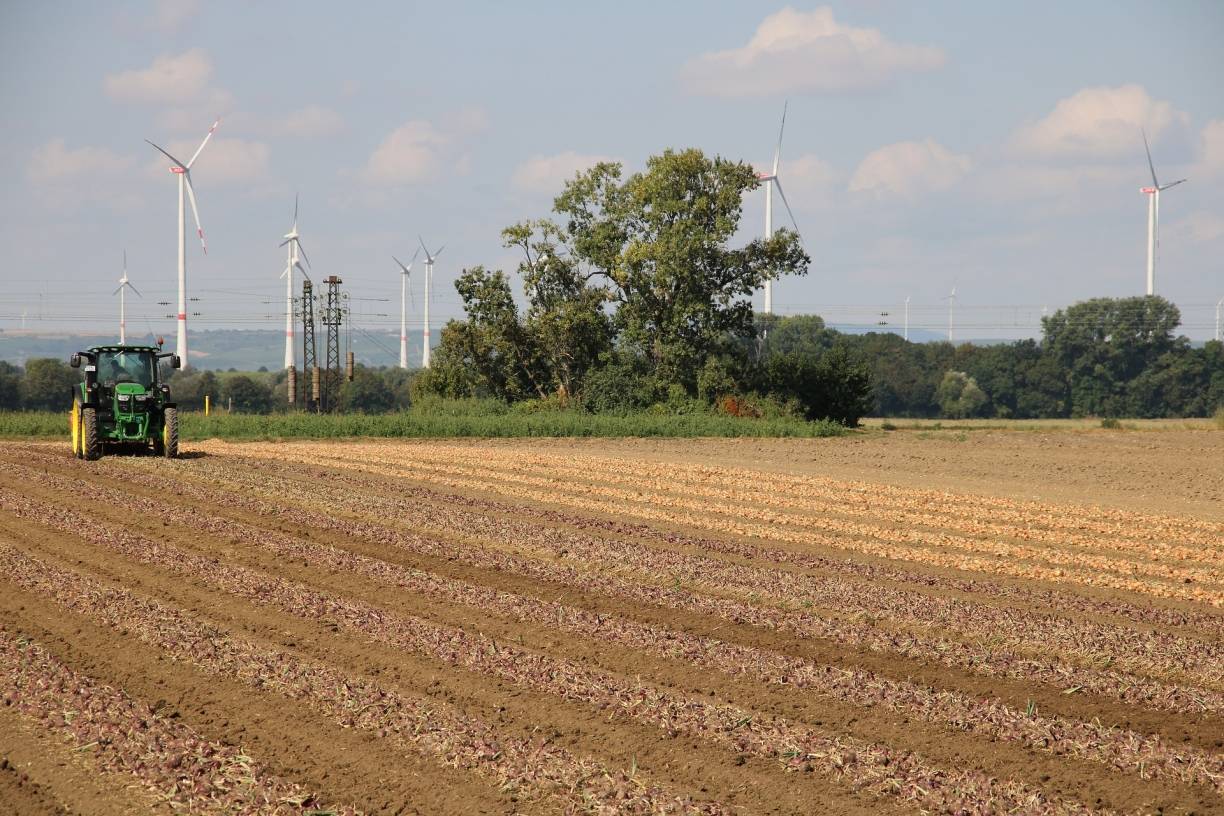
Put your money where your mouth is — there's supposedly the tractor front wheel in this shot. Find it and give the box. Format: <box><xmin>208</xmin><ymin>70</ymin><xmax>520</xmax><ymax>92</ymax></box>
<box><xmin>162</xmin><ymin>407</ymin><xmax>178</xmax><ymax>458</ymax></box>
<box><xmin>81</xmin><ymin>407</ymin><xmax>100</xmax><ymax>461</ymax></box>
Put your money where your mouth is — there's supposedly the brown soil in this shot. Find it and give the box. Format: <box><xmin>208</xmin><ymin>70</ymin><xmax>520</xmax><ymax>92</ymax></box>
<box><xmin>2</xmin><ymin>434</ymin><xmax>1221</xmax><ymax>816</ymax></box>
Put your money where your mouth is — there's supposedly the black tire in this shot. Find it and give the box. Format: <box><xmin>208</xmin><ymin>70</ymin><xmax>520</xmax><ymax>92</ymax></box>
<box><xmin>82</xmin><ymin>407</ymin><xmax>100</xmax><ymax>461</ymax></box>
<box><xmin>162</xmin><ymin>407</ymin><xmax>178</xmax><ymax>458</ymax></box>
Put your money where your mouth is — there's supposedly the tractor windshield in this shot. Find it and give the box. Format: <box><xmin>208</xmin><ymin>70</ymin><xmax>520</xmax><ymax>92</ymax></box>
<box><xmin>97</xmin><ymin>351</ymin><xmax>155</xmax><ymax>388</ymax></box>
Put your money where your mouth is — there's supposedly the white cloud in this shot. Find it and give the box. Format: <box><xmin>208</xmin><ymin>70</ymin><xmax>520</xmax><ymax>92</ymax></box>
<box><xmin>105</xmin><ymin>48</ymin><xmax>213</xmax><ymax>104</ymax></box>
<box><xmin>282</xmin><ymin>105</ymin><xmax>345</xmax><ymax>137</ymax></box>
<box><xmin>150</xmin><ymin>0</ymin><xmax>199</xmax><ymax>32</ymax></box>
<box><xmin>680</xmin><ymin>6</ymin><xmax>944</xmax><ymax>97</ymax></box>
<box><xmin>512</xmin><ymin>151</ymin><xmax>618</xmax><ymax>193</ymax></box>
<box><xmin>849</xmin><ymin>139</ymin><xmax>970</xmax><ymax>198</ymax></box>
<box><xmin>361</xmin><ymin>110</ymin><xmax>487</xmax><ymax>186</ymax></box>
<box><xmin>782</xmin><ymin>153</ymin><xmax>839</xmax><ymax>190</ymax></box>
<box><xmin>1009</xmin><ymin>84</ymin><xmax>1189</xmax><ymax>159</ymax></box>
<box><xmin>28</xmin><ymin>139</ymin><xmax>134</xmax><ymax>183</ymax></box>
<box><xmin>145</xmin><ymin>137</ymin><xmax>269</xmax><ymax>184</ymax></box>
<box><xmin>1197</xmin><ymin>119</ymin><xmax>1224</xmax><ymax>178</ymax></box>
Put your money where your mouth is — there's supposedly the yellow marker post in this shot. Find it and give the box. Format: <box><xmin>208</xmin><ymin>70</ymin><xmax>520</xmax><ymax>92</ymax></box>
<box><xmin>204</xmin><ymin>395</ymin><xmax>210</xmax><ymax>416</ymax></box>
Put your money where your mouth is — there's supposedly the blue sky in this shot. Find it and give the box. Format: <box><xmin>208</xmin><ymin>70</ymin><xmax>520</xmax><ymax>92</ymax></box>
<box><xmin>2</xmin><ymin>0</ymin><xmax>1222</xmax><ymax>356</ymax></box>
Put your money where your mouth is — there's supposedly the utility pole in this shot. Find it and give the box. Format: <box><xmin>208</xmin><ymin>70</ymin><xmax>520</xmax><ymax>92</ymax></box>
<box><xmin>301</xmin><ymin>280</ymin><xmax>318</xmax><ymax>412</ymax></box>
<box><xmin>322</xmin><ymin>276</ymin><xmax>344</xmax><ymax>412</ymax></box>
<box><xmin>1216</xmin><ymin>296</ymin><xmax>1223</xmax><ymax>343</ymax></box>
<box><xmin>904</xmin><ymin>297</ymin><xmax>910</xmax><ymax>342</ymax></box>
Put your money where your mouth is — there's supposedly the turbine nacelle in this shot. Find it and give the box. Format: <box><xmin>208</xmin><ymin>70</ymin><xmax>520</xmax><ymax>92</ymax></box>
<box><xmin>1140</xmin><ymin>187</ymin><xmax>1157</xmax><ymax>194</ymax></box>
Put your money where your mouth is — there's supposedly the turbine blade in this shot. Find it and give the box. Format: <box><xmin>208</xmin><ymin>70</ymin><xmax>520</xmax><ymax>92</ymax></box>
<box><xmin>418</xmin><ymin>235</ymin><xmax>430</xmax><ymax>257</ymax></box>
<box><xmin>410</xmin><ymin>247</ymin><xmax>421</xmax><ymax>264</ymax></box>
<box><xmin>772</xmin><ymin>100</ymin><xmax>788</xmax><ymax>176</ymax></box>
<box><xmin>433</xmin><ymin>244</ymin><xmax>446</xmax><ymax>259</ymax></box>
<box><xmin>128</xmin><ymin>282</ymin><xmax>142</xmax><ymax>298</ymax></box>
<box><xmin>186</xmin><ymin>117</ymin><xmax>221</xmax><ymax>169</ymax></box>
<box><xmin>1142</xmin><ymin>129</ymin><xmax>1159</xmax><ymax>188</ymax></box>
<box><xmin>392</xmin><ymin>255</ymin><xmax>411</xmax><ymax>275</ymax></box>
<box><xmin>183</xmin><ymin>172</ymin><xmax>207</xmax><ymax>254</ymax></box>
<box><xmin>295</xmin><ymin>239</ymin><xmax>310</xmax><ymax>268</ymax></box>
<box><xmin>293</xmin><ymin>192</ymin><xmax>299</xmax><ymax>226</ymax></box>
<box><xmin>123</xmin><ymin>249</ymin><xmax>127</xmax><ymax>274</ymax></box>
<box><xmin>1160</xmin><ymin>178</ymin><xmax>1187</xmax><ymax>190</ymax></box>
<box><xmin>113</xmin><ymin>285</ymin><xmax>124</xmax><ymax>296</ymax></box>
<box><xmin>773</xmin><ymin>178</ymin><xmax>800</xmax><ymax>238</ymax></box>
<box><xmin>295</xmin><ymin>260</ymin><xmax>310</xmax><ymax>282</ymax></box>
<box><xmin>145</xmin><ymin>139</ymin><xmax>186</xmax><ymax>169</ymax></box>
<box><xmin>279</xmin><ymin>238</ymin><xmax>291</xmax><ymax>247</ymax></box>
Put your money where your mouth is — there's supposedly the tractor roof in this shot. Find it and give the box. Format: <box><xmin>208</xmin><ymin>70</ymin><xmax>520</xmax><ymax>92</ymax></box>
<box><xmin>86</xmin><ymin>345</ymin><xmax>162</xmax><ymax>353</ymax></box>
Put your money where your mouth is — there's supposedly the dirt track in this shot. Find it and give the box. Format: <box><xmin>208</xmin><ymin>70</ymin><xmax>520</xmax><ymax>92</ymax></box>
<box><xmin>2</xmin><ymin>433</ymin><xmax>1221</xmax><ymax>815</ymax></box>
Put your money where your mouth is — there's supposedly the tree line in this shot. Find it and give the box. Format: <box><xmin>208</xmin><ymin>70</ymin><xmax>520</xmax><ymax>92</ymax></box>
<box><xmin>2</xmin><ymin>149</ymin><xmax>1220</xmax><ymax>422</ymax></box>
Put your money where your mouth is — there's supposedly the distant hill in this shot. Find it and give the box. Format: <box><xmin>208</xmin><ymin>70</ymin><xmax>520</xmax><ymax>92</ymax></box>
<box><xmin>0</xmin><ymin>329</ymin><xmax>429</xmax><ymax>370</ymax></box>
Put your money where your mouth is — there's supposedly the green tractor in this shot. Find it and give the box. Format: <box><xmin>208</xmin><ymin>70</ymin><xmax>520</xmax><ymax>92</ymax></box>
<box><xmin>69</xmin><ymin>343</ymin><xmax>181</xmax><ymax>460</ymax></box>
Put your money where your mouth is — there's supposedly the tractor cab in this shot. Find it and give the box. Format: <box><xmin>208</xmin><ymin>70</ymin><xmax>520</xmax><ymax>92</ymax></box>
<box><xmin>69</xmin><ymin>343</ymin><xmax>181</xmax><ymax>460</ymax></box>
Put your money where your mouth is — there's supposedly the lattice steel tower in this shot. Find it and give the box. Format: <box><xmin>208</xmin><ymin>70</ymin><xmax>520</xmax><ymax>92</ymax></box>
<box><xmin>301</xmin><ymin>279</ymin><xmax>318</xmax><ymax>412</ymax></box>
<box><xmin>321</xmin><ymin>275</ymin><xmax>345</xmax><ymax>412</ymax></box>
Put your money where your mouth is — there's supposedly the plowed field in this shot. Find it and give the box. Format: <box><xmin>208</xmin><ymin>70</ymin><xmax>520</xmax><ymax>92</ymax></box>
<box><xmin>1</xmin><ymin>434</ymin><xmax>1221</xmax><ymax>815</ymax></box>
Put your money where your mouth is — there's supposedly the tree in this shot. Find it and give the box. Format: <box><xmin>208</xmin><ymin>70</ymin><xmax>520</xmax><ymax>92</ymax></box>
<box><xmin>503</xmin><ymin>220</ymin><xmax>614</xmax><ymax>398</ymax></box>
<box><xmin>1043</xmin><ymin>296</ymin><xmax>1183</xmax><ymax>417</ymax></box>
<box><xmin>222</xmin><ymin>374</ymin><xmax>273</xmax><ymax>414</ymax></box>
<box><xmin>339</xmin><ymin>365</ymin><xmax>395</xmax><ymax>413</ymax></box>
<box><xmin>0</xmin><ymin>362</ymin><xmax>22</xmax><ymax>410</ymax></box>
<box><xmin>553</xmin><ymin>150</ymin><xmax>809</xmax><ymax>389</ymax></box>
<box><xmin>757</xmin><ymin>346</ymin><xmax>874</xmax><ymax>425</ymax></box>
<box><xmin>936</xmin><ymin>371</ymin><xmax>989</xmax><ymax>418</ymax></box>
<box><xmin>20</xmin><ymin>358</ymin><xmax>79</xmax><ymax>411</ymax></box>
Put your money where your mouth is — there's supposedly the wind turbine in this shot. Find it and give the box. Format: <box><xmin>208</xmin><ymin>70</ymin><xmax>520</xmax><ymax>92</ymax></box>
<box><xmin>756</xmin><ymin>101</ymin><xmax>801</xmax><ymax>315</ymax></box>
<box><xmin>392</xmin><ymin>249</ymin><xmax>420</xmax><ymax>369</ymax></box>
<box><xmin>279</xmin><ymin>195</ymin><xmax>311</xmax><ymax>370</ymax></box>
<box><xmin>145</xmin><ymin>118</ymin><xmax>219</xmax><ymax>369</ymax></box>
<box><xmin>418</xmin><ymin>237</ymin><xmax>445</xmax><ymax>369</ymax></box>
<box><xmin>943</xmin><ymin>285</ymin><xmax>957</xmax><ymax>343</ymax></box>
<box><xmin>1140</xmin><ymin>131</ymin><xmax>1187</xmax><ymax>296</ymax></box>
<box><xmin>114</xmin><ymin>250</ymin><xmax>141</xmax><ymax>344</ymax></box>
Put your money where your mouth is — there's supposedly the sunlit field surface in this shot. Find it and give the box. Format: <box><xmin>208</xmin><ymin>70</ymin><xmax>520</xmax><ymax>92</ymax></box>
<box><xmin>1</xmin><ymin>433</ymin><xmax>1220</xmax><ymax>815</ymax></box>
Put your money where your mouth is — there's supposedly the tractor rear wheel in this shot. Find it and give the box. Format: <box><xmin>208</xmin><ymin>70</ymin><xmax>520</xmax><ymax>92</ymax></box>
<box><xmin>81</xmin><ymin>407</ymin><xmax>100</xmax><ymax>461</ymax></box>
<box><xmin>70</xmin><ymin>399</ymin><xmax>82</xmax><ymax>458</ymax></box>
<box><xmin>162</xmin><ymin>407</ymin><xmax>179</xmax><ymax>458</ymax></box>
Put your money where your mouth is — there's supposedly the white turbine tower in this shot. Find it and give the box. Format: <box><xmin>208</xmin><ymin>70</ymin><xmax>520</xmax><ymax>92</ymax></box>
<box><xmin>392</xmin><ymin>249</ymin><xmax>420</xmax><ymax>369</ymax></box>
<box><xmin>114</xmin><ymin>250</ymin><xmax>141</xmax><ymax>344</ymax></box>
<box><xmin>1140</xmin><ymin>131</ymin><xmax>1187</xmax><ymax>296</ymax></box>
<box><xmin>145</xmin><ymin>118</ymin><xmax>219</xmax><ymax>369</ymax></box>
<box><xmin>418</xmin><ymin>238</ymin><xmax>444</xmax><ymax>369</ymax></box>
<box><xmin>756</xmin><ymin>101</ymin><xmax>800</xmax><ymax>315</ymax></box>
<box><xmin>944</xmin><ymin>286</ymin><xmax>957</xmax><ymax>343</ymax></box>
<box><xmin>279</xmin><ymin>195</ymin><xmax>311</xmax><ymax>369</ymax></box>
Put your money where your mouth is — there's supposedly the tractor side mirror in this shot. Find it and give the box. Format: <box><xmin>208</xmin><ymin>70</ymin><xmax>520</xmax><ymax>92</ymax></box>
<box><xmin>172</xmin><ymin>355</ymin><xmax>182</xmax><ymax>369</ymax></box>
<box><xmin>70</xmin><ymin>353</ymin><xmax>81</xmax><ymax>368</ymax></box>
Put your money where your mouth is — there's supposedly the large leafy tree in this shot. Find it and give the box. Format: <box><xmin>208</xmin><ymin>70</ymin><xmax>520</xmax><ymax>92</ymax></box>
<box><xmin>502</xmin><ymin>221</ymin><xmax>613</xmax><ymax>398</ymax></box>
<box><xmin>1042</xmin><ymin>296</ymin><xmax>1184</xmax><ymax>416</ymax></box>
<box><xmin>553</xmin><ymin>149</ymin><xmax>809</xmax><ymax>388</ymax></box>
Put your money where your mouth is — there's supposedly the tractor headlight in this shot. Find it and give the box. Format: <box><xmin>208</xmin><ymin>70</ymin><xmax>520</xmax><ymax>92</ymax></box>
<box><xmin>118</xmin><ymin>394</ymin><xmax>131</xmax><ymax>404</ymax></box>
